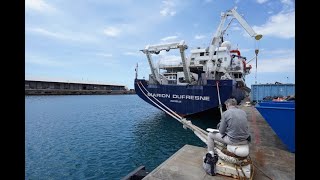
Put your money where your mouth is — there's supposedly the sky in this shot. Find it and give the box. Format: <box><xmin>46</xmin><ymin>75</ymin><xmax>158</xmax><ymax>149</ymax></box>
<box><xmin>25</xmin><ymin>0</ymin><xmax>295</xmax><ymax>89</ymax></box>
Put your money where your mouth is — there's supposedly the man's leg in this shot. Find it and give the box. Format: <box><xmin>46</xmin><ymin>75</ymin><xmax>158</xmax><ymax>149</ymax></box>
<box><xmin>207</xmin><ymin>132</ymin><xmax>226</xmax><ymax>152</ymax></box>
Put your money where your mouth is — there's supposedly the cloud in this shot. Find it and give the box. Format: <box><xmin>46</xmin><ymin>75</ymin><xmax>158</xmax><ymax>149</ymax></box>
<box><xmin>256</xmin><ymin>0</ymin><xmax>269</xmax><ymax>4</ymax></box>
<box><xmin>103</xmin><ymin>26</ymin><xmax>121</xmax><ymax>37</ymax></box>
<box><xmin>161</xmin><ymin>36</ymin><xmax>178</xmax><ymax>41</ymax></box>
<box><xmin>280</xmin><ymin>0</ymin><xmax>294</xmax><ymax>12</ymax></box>
<box><xmin>160</xmin><ymin>0</ymin><xmax>176</xmax><ymax>16</ymax></box>
<box><xmin>231</xmin><ymin>26</ymin><xmax>241</xmax><ymax>31</ymax></box>
<box><xmin>81</xmin><ymin>56</ymin><xmax>119</xmax><ymax>67</ymax></box>
<box><xmin>280</xmin><ymin>0</ymin><xmax>294</xmax><ymax>6</ymax></box>
<box><xmin>194</xmin><ymin>35</ymin><xmax>206</xmax><ymax>40</ymax></box>
<box><xmin>27</xmin><ymin>27</ymin><xmax>66</xmax><ymax>39</ymax></box>
<box><xmin>158</xmin><ymin>55</ymin><xmax>181</xmax><ymax>66</ymax></box>
<box><xmin>124</xmin><ymin>52</ymin><xmax>142</xmax><ymax>56</ymax></box>
<box><xmin>261</xmin><ymin>49</ymin><xmax>294</xmax><ymax>55</ymax></box>
<box><xmin>102</xmin><ymin>24</ymin><xmax>142</xmax><ymax>38</ymax></box>
<box><xmin>96</xmin><ymin>53</ymin><xmax>113</xmax><ymax>57</ymax></box>
<box><xmin>25</xmin><ymin>0</ymin><xmax>56</xmax><ymax>13</ymax></box>
<box><xmin>160</xmin><ymin>9</ymin><xmax>176</xmax><ymax>16</ymax></box>
<box><xmin>252</xmin><ymin>56</ymin><xmax>294</xmax><ymax>73</ymax></box>
<box><xmin>238</xmin><ymin>48</ymin><xmax>254</xmax><ymax>53</ymax></box>
<box><xmin>26</xmin><ymin>55</ymin><xmax>68</xmax><ymax>67</ymax></box>
<box><xmin>249</xmin><ymin>48</ymin><xmax>295</xmax><ymax>73</ymax></box>
<box><xmin>26</xmin><ymin>27</ymin><xmax>98</xmax><ymax>42</ymax></box>
<box><xmin>253</xmin><ymin>10</ymin><xmax>294</xmax><ymax>39</ymax></box>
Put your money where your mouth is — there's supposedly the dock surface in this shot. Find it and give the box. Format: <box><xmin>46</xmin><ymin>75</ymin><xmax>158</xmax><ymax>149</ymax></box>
<box><xmin>143</xmin><ymin>101</ymin><xmax>295</xmax><ymax>179</ymax></box>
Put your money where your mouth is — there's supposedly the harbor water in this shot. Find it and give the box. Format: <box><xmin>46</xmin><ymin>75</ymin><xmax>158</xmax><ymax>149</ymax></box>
<box><xmin>25</xmin><ymin>95</ymin><xmax>220</xmax><ymax>180</ymax></box>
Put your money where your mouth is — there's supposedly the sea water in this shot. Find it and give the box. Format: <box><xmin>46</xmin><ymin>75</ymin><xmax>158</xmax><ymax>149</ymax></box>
<box><xmin>25</xmin><ymin>95</ymin><xmax>220</xmax><ymax>179</ymax></box>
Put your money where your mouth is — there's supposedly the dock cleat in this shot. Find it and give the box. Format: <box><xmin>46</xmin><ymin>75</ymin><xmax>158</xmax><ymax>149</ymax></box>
<box><xmin>214</xmin><ymin>140</ymin><xmax>252</xmax><ymax>179</ymax></box>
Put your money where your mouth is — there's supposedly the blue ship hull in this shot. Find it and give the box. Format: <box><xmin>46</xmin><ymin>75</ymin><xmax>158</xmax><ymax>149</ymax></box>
<box><xmin>134</xmin><ymin>79</ymin><xmax>246</xmax><ymax>116</ymax></box>
<box><xmin>255</xmin><ymin>101</ymin><xmax>295</xmax><ymax>152</ymax></box>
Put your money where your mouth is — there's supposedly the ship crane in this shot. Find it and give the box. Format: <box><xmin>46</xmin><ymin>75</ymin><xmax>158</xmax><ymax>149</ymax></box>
<box><xmin>208</xmin><ymin>7</ymin><xmax>262</xmax><ymax>75</ymax></box>
<box><xmin>141</xmin><ymin>40</ymin><xmax>191</xmax><ymax>84</ymax></box>
<box><xmin>135</xmin><ymin>7</ymin><xmax>263</xmax><ymax>117</ymax></box>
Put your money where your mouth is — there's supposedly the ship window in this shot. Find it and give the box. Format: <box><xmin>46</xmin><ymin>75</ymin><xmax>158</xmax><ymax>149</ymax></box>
<box><xmin>206</xmin><ymin>52</ymin><xmax>209</xmax><ymax>56</ymax></box>
<box><xmin>239</xmin><ymin>74</ymin><xmax>242</xmax><ymax>78</ymax></box>
<box><xmin>191</xmin><ymin>58</ymin><xmax>195</xmax><ymax>60</ymax></box>
<box><xmin>235</xmin><ymin>74</ymin><xmax>238</xmax><ymax>78</ymax></box>
<box><xmin>179</xmin><ymin>77</ymin><xmax>186</xmax><ymax>83</ymax></box>
<box><xmin>200</xmin><ymin>52</ymin><xmax>204</xmax><ymax>56</ymax></box>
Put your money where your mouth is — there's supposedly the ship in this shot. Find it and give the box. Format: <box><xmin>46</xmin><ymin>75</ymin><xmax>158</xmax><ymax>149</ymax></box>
<box><xmin>255</xmin><ymin>100</ymin><xmax>295</xmax><ymax>152</ymax></box>
<box><xmin>135</xmin><ymin>7</ymin><xmax>262</xmax><ymax>117</ymax></box>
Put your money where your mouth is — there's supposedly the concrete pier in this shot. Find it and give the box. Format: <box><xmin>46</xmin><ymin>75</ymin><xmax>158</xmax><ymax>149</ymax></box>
<box><xmin>143</xmin><ymin>101</ymin><xmax>295</xmax><ymax>179</ymax></box>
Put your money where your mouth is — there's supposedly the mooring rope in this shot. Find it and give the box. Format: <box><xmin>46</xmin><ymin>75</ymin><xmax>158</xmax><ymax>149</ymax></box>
<box><xmin>137</xmin><ymin>82</ymin><xmax>207</xmax><ymax>138</ymax></box>
<box><xmin>136</xmin><ymin>82</ymin><xmax>181</xmax><ymax>122</ymax></box>
<box><xmin>138</xmin><ymin>82</ymin><xmax>208</xmax><ymax>141</ymax></box>
<box><xmin>138</xmin><ymin>81</ymin><xmax>183</xmax><ymax>120</ymax></box>
<box><xmin>139</xmin><ymin>82</ymin><xmax>209</xmax><ymax>136</ymax></box>
<box><xmin>136</xmin><ymin>81</ymin><xmax>208</xmax><ymax>143</ymax></box>
<box><xmin>137</xmin><ymin>81</ymin><xmax>256</xmax><ymax>179</ymax></box>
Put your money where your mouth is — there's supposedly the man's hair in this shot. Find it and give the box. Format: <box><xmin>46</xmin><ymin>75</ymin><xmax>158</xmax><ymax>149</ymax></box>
<box><xmin>224</xmin><ymin>98</ymin><xmax>237</xmax><ymax>106</ymax></box>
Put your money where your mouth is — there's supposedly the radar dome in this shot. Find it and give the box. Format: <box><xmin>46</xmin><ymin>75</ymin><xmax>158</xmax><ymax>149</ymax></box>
<box><xmin>221</xmin><ymin>41</ymin><xmax>231</xmax><ymax>50</ymax></box>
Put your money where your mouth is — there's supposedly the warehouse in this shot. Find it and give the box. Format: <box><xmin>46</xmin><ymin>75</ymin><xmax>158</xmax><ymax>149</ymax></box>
<box><xmin>25</xmin><ymin>79</ymin><xmax>135</xmax><ymax>95</ymax></box>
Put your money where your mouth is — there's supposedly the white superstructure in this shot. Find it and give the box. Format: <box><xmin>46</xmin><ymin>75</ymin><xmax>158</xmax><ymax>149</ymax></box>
<box><xmin>141</xmin><ymin>7</ymin><xmax>262</xmax><ymax>88</ymax></box>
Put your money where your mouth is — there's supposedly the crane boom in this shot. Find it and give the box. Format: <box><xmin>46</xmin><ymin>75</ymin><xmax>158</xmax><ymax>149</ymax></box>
<box><xmin>230</xmin><ymin>8</ymin><xmax>262</xmax><ymax>40</ymax></box>
<box><xmin>208</xmin><ymin>7</ymin><xmax>262</xmax><ymax>62</ymax></box>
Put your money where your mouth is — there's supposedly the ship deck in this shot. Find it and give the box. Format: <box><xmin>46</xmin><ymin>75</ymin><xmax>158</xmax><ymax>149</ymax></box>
<box><xmin>143</xmin><ymin>99</ymin><xmax>295</xmax><ymax>179</ymax></box>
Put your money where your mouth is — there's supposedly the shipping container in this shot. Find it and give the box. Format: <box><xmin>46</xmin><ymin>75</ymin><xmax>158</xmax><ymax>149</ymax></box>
<box><xmin>250</xmin><ymin>83</ymin><xmax>295</xmax><ymax>102</ymax></box>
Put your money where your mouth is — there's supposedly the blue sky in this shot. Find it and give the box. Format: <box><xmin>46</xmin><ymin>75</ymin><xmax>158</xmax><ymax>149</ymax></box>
<box><xmin>26</xmin><ymin>0</ymin><xmax>295</xmax><ymax>89</ymax></box>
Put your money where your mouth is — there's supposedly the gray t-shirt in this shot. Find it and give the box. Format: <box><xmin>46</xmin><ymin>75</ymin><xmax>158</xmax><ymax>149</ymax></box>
<box><xmin>218</xmin><ymin>106</ymin><xmax>249</xmax><ymax>143</ymax></box>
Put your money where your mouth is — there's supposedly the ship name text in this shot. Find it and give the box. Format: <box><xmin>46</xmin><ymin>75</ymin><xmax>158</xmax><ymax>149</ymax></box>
<box><xmin>147</xmin><ymin>93</ymin><xmax>210</xmax><ymax>101</ymax></box>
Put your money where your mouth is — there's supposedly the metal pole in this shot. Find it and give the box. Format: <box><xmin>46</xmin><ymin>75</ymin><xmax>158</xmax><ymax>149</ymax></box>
<box><xmin>255</xmin><ymin>49</ymin><xmax>259</xmax><ymax>84</ymax></box>
<box><xmin>135</xmin><ymin>63</ymin><xmax>138</xmax><ymax>79</ymax></box>
<box><xmin>216</xmin><ymin>81</ymin><xmax>223</xmax><ymax>116</ymax></box>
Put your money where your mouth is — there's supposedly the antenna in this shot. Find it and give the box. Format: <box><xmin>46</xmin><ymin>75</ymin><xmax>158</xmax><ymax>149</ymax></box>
<box><xmin>135</xmin><ymin>63</ymin><xmax>138</xmax><ymax>79</ymax></box>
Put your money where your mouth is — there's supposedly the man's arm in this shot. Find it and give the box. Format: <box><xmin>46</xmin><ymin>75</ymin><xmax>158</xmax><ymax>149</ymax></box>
<box><xmin>218</xmin><ymin>113</ymin><xmax>228</xmax><ymax>135</ymax></box>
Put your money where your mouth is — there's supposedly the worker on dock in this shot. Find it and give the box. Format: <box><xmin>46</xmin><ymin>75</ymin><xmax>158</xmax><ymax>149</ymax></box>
<box><xmin>207</xmin><ymin>98</ymin><xmax>250</xmax><ymax>154</ymax></box>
